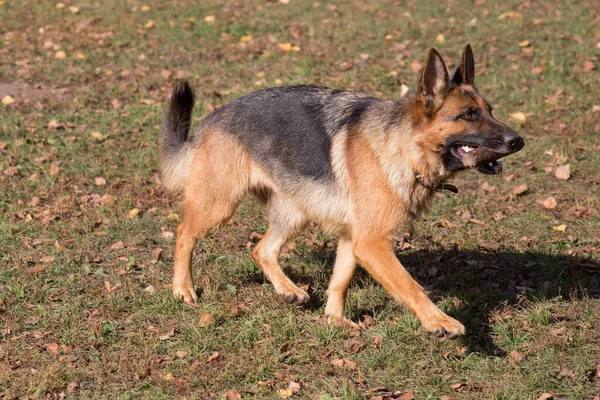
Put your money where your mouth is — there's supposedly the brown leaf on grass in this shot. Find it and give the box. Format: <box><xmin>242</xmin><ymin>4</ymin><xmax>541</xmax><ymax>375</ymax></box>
<box><xmin>512</xmin><ymin>184</ymin><xmax>528</xmax><ymax>196</ymax></box>
<box><xmin>46</xmin><ymin>343</ymin><xmax>59</xmax><ymax>354</ymax></box>
<box><xmin>344</xmin><ymin>338</ymin><xmax>366</xmax><ymax>354</ymax></box>
<box><xmin>49</xmin><ymin>163</ymin><xmax>60</xmax><ymax>176</ymax></box>
<box><xmin>31</xmin><ymin>265</ymin><xmax>46</xmax><ymax>273</ymax></box>
<box><xmin>39</xmin><ymin>256</ymin><xmax>55</xmax><ymax>263</ymax></box>
<box><xmin>531</xmin><ymin>66</ymin><xmax>546</xmax><ymax>75</ymax></box>
<box><xmin>518</xmin><ymin>40</ymin><xmax>530</xmax><ymax>48</ymax></box>
<box><xmin>159</xmin><ymin>328</ymin><xmax>177</xmax><ymax>341</ymax></box>
<box><xmin>175</xmin><ymin>350</ymin><xmax>188</xmax><ymax>359</ymax></box>
<box><xmin>373</xmin><ymin>333</ymin><xmax>382</xmax><ymax>348</ymax></box>
<box><xmin>207</xmin><ymin>351</ymin><xmax>220</xmax><ymax>363</ymax></box>
<box><xmin>288</xmin><ymin>381</ymin><xmax>301</xmax><ymax>393</ymax></box>
<box><xmin>224</xmin><ymin>389</ymin><xmax>240</xmax><ymax>400</ymax></box>
<box><xmin>509</xmin><ymin>112</ymin><xmax>528</xmax><ymax>123</ymax></box>
<box><xmin>110</xmin><ymin>241</ymin><xmax>124</xmax><ymax>250</ymax></box>
<box><xmin>399</xmin><ymin>390</ymin><xmax>416</xmax><ymax>399</ymax></box>
<box><xmin>557</xmin><ymin>367</ymin><xmax>575</xmax><ymax>379</ymax></box>
<box><xmin>198</xmin><ymin>312</ymin><xmax>214</xmax><ymax>327</ymax></box>
<box><xmin>554</xmin><ymin>164</ymin><xmax>570</xmax><ymax>180</ymax></box>
<box><xmin>479</xmin><ymin>241</ymin><xmax>500</xmax><ymax>252</ymax></box>
<box><xmin>4</xmin><ymin>166</ymin><xmax>17</xmax><ymax>176</ymax></box>
<box><xmin>278</xmin><ymin>389</ymin><xmax>293</xmax><ymax>399</ymax></box>
<box><xmin>537</xmin><ymin>197</ymin><xmax>557</xmax><ymax>209</ymax></box>
<box><xmin>536</xmin><ymin>393</ymin><xmax>553</xmax><ymax>400</ymax></box>
<box><xmin>498</xmin><ymin>11</ymin><xmax>522</xmax><ymax>20</ymax></box>
<box><xmin>127</xmin><ymin>208</ymin><xmax>140</xmax><ymax>219</ymax></box>
<box><xmin>449</xmin><ymin>382</ymin><xmax>469</xmax><ymax>391</ymax></box>
<box><xmin>2</xmin><ymin>95</ymin><xmax>15</xmax><ymax>105</ymax></box>
<box><xmin>583</xmin><ymin>61</ymin><xmax>595</xmax><ymax>72</ymax></box>
<box><xmin>150</xmin><ymin>248</ymin><xmax>163</xmax><ymax>264</ymax></box>
<box><xmin>104</xmin><ymin>280</ymin><xmax>122</xmax><ymax>294</ymax></box>
<box><xmin>509</xmin><ymin>350</ymin><xmax>524</xmax><ymax>362</ymax></box>
<box><xmin>95</xmin><ymin>177</ymin><xmax>106</xmax><ymax>186</ymax></box>
<box><xmin>440</xmin><ymin>396</ymin><xmax>456</xmax><ymax>400</ymax></box>
<box><xmin>331</xmin><ymin>357</ymin><xmax>357</xmax><ymax>369</ymax></box>
<box><xmin>410</xmin><ymin>60</ymin><xmax>423</xmax><ymax>73</ymax></box>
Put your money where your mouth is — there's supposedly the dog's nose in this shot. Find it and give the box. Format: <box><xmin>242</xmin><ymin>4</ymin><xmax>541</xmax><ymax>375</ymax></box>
<box><xmin>504</xmin><ymin>131</ymin><xmax>524</xmax><ymax>152</ymax></box>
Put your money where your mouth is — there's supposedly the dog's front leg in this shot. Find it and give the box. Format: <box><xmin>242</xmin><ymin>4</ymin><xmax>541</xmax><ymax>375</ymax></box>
<box><xmin>353</xmin><ymin>238</ymin><xmax>465</xmax><ymax>339</ymax></box>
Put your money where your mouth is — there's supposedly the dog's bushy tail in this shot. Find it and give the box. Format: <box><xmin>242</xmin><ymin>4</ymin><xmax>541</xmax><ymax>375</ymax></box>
<box><xmin>161</xmin><ymin>80</ymin><xmax>195</xmax><ymax>191</ymax></box>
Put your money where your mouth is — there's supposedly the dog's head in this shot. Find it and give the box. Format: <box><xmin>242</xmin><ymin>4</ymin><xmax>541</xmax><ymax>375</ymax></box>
<box><xmin>415</xmin><ymin>44</ymin><xmax>524</xmax><ymax>175</ymax></box>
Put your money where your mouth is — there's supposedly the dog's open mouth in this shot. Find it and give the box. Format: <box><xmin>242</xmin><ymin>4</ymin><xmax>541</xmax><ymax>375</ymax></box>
<box><xmin>451</xmin><ymin>143</ymin><xmax>505</xmax><ymax>174</ymax></box>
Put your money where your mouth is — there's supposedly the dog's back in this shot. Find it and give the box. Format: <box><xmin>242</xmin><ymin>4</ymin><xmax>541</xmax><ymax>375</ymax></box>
<box><xmin>162</xmin><ymin>83</ymin><xmax>380</xmax><ymax>191</ymax></box>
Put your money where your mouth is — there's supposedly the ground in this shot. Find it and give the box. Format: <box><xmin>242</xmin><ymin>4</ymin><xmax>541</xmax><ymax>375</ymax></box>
<box><xmin>1</xmin><ymin>0</ymin><xmax>600</xmax><ymax>399</ymax></box>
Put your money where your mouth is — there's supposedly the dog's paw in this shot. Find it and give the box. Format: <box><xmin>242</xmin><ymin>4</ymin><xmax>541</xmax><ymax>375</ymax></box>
<box><xmin>422</xmin><ymin>313</ymin><xmax>465</xmax><ymax>340</ymax></box>
<box><xmin>278</xmin><ymin>285</ymin><xmax>310</xmax><ymax>306</ymax></box>
<box><xmin>172</xmin><ymin>281</ymin><xmax>198</xmax><ymax>303</ymax></box>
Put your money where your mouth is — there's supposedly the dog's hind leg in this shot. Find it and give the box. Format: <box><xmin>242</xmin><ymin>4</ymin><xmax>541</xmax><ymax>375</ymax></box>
<box><xmin>324</xmin><ymin>238</ymin><xmax>356</xmax><ymax>322</ymax></box>
<box><xmin>172</xmin><ymin>132</ymin><xmax>249</xmax><ymax>303</ymax></box>
<box><xmin>252</xmin><ymin>197</ymin><xmax>309</xmax><ymax>306</ymax></box>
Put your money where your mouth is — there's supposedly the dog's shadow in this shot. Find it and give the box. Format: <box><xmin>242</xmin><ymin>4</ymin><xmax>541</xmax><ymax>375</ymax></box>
<box><xmin>284</xmin><ymin>247</ymin><xmax>600</xmax><ymax>357</ymax></box>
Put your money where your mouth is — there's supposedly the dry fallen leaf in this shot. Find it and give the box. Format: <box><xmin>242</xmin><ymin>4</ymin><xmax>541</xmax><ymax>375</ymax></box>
<box><xmin>90</xmin><ymin>131</ymin><xmax>104</xmax><ymax>140</ymax></box>
<box><xmin>39</xmin><ymin>256</ymin><xmax>55</xmax><ymax>263</ymax></box>
<box><xmin>509</xmin><ymin>112</ymin><xmax>527</xmax><ymax>123</ymax></box>
<box><xmin>435</xmin><ymin>33</ymin><xmax>445</xmax><ymax>43</ymax></box>
<box><xmin>49</xmin><ymin>163</ymin><xmax>60</xmax><ymax>176</ymax></box>
<box><xmin>512</xmin><ymin>184</ymin><xmax>528</xmax><ymax>196</ymax></box>
<box><xmin>537</xmin><ymin>197</ymin><xmax>557</xmax><ymax>209</ymax></box>
<box><xmin>110</xmin><ymin>241</ymin><xmax>124</xmax><ymax>250</ymax></box>
<box><xmin>582</xmin><ymin>61</ymin><xmax>595</xmax><ymax>73</ymax></box>
<box><xmin>47</xmin><ymin>343</ymin><xmax>59</xmax><ymax>354</ymax></box>
<box><xmin>159</xmin><ymin>328</ymin><xmax>176</xmax><ymax>340</ymax></box>
<box><xmin>410</xmin><ymin>60</ymin><xmax>423</xmax><ymax>73</ymax></box>
<box><xmin>207</xmin><ymin>351</ymin><xmax>220</xmax><ymax>362</ymax></box>
<box><xmin>68</xmin><ymin>6</ymin><xmax>79</xmax><ymax>13</ymax></box>
<box><xmin>509</xmin><ymin>350</ymin><xmax>524</xmax><ymax>362</ymax></box>
<box><xmin>240</xmin><ymin>35</ymin><xmax>253</xmax><ymax>42</ymax></box>
<box><xmin>536</xmin><ymin>394</ymin><xmax>553</xmax><ymax>400</ymax></box>
<box><xmin>450</xmin><ymin>382</ymin><xmax>467</xmax><ymax>391</ymax></box>
<box><xmin>518</xmin><ymin>40</ymin><xmax>531</xmax><ymax>47</ymax></box>
<box><xmin>55</xmin><ymin>50</ymin><xmax>67</xmax><ymax>59</ymax></box>
<box><xmin>400</xmin><ymin>84</ymin><xmax>409</xmax><ymax>97</ymax></box>
<box><xmin>141</xmin><ymin>4</ymin><xmax>150</xmax><ymax>12</ymax></box>
<box><xmin>127</xmin><ymin>208</ymin><xmax>140</xmax><ymax>219</ymax></box>
<box><xmin>198</xmin><ymin>312</ymin><xmax>215</xmax><ymax>327</ymax></box>
<box><xmin>558</xmin><ymin>367</ymin><xmax>575</xmax><ymax>379</ymax></box>
<box><xmin>175</xmin><ymin>350</ymin><xmax>188</xmax><ymax>359</ymax></box>
<box><xmin>331</xmin><ymin>357</ymin><xmax>357</xmax><ymax>369</ymax></box>
<box><xmin>144</xmin><ymin>20</ymin><xmax>155</xmax><ymax>29</ymax></box>
<box><xmin>552</xmin><ymin>224</ymin><xmax>567</xmax><ymax>232</ymax></box>
<box><xmin>278</xmin><ymin>43</ymin><xmax>293</xmax><ymax>52</ymax></box>
<box><xmin>288</xmin><ymin>381</ymin><xmax>301</xmax><ymax>393</ymax></box>
<box><xmin>498</xmin><ymin>11</ymin><xmax>523</xmax><ymax>20</ymax></box>
<box><xmin>554</xmin><ymin>164</ymin><xmax>570</xmax><ymax>180</ymax></box>
<box><xmin>1</xmin><ymin>95</ymin><xmax>15</xmax><ymax>105</ymax></box>
<box><xmin>95</xmin><ymin>177</ymin><xmax>106</xmax><ymax>186</ymax></box>
<box><xmin>278</xmin><ymin>389</ymin><xmax>293</xmax><ymax>399</ymax></box>
<box><xmin>204</xmin><ymin>15</ymin><xmax>215</xmax><ymax>23</ymax></box>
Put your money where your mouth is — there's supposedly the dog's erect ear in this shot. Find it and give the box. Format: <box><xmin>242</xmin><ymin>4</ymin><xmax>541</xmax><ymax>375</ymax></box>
<box><xmin>452</xmin><ymin>43</ymin><xmax>475</xmax><ymax>86</ymax></box>
<box><xmin>417</xmin><ymin>48</ymin><xmax>450</xmax><ymax>112</ymax></box>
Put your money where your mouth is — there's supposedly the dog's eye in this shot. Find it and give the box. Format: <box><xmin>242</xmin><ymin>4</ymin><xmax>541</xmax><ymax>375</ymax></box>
<box><xmin>460</xmin><ymin>108</ymin><xmax>478</xmax><ymax>121</ymax></box>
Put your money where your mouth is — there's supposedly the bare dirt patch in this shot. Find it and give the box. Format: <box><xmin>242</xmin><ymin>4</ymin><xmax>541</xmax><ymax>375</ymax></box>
<box><xmin>0</xmin><ymin>82</ymin><xmax>68</xmax><ymax>102</ymax></box>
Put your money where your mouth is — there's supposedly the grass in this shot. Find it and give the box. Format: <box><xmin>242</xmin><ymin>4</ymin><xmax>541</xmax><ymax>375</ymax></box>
<box><xmin>1</xmin><ymin>0</ymin><xmax>600</xmax><ymax>398</ymax></box>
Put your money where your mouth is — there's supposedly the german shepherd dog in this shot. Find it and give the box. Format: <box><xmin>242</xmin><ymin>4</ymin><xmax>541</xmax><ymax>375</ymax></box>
<box><xmin>161</xmin><ymin>44</ymin><xmax>523</xmax><ymax>339</ymax></box>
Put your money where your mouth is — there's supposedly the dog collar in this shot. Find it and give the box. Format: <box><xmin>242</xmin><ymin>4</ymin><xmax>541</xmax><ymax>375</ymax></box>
<box><xmin>415</xmin><ymin>174</ymin><xmax>458</xmax><ymax>194</ymax></box>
